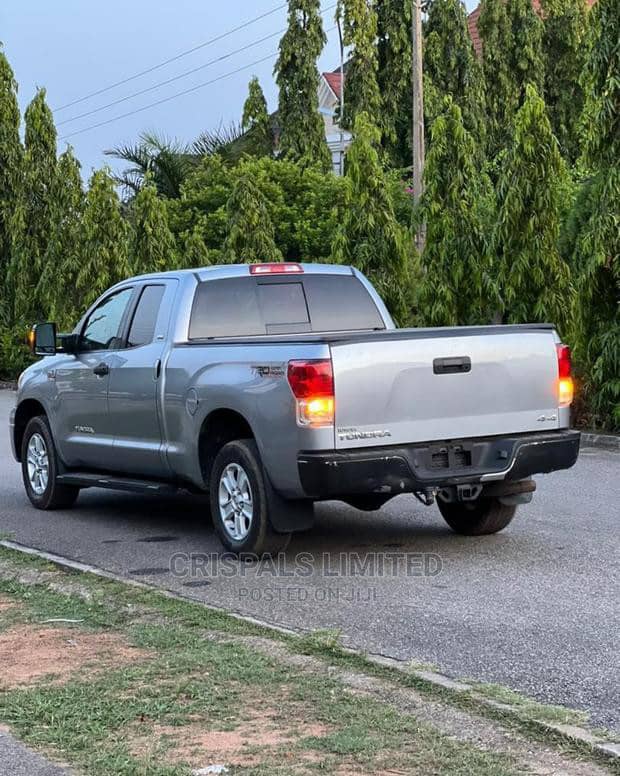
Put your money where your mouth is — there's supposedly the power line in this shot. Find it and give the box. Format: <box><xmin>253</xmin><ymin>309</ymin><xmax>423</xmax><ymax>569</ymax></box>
<box><xmin>59</xmin><ymin>52</ymin><xmax>278</xmax><ymax>140</ymax></box>
<box><xmin>54</xmin><ymin>2</ymin><xmax>287</xmax><ymax>112</ymax></box>
<box><xmin>58</xmin><ymin>2</ymin><xmax>338</xmax><ymax>128</ymax></box>
<box><xmin>56</xmin><ymin>29</ymin><xmax>285</xmax><ymax>127</ymax></box>
<box><xmin>59</xmin><ymin>20</ymin><xmax>338</xmax><ymax>141</ymax></box>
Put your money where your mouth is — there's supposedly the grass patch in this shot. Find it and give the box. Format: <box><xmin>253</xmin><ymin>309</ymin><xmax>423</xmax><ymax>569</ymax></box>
<box><xmin>0</xmin><ymin>544</ymin><xmax>613</xmax><ymax>776</ymax></box>
<box><xmin>467</xmin><ymin>682</ymin><xmax>590</xmax><ymax>726</ymax></box>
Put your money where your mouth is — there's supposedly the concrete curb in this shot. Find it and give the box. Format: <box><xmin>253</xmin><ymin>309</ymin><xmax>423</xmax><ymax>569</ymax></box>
<box><xmin>1</xmin><ymin>538</ymin><xmax>618</xmax><ymax>764</ymax></box>
<box><xmin>364</xmin><ymin>652</ymin><xmax>620</xmax><ymax>762</ymax></box>
<box><xmin>580</xmin><ymin>431</ymin><xmax>620</xmax><ymax>450</ymax></box>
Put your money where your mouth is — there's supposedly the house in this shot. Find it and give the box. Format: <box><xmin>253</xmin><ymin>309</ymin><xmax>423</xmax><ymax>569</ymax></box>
<box><xmin>318</xmin><ymin>68</ymin><xmax>352</xmax><ymax>175</ymax></box>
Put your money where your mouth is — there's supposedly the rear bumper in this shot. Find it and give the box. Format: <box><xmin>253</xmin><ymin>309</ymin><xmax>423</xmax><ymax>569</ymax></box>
<box><xmin>297</xmin><ymin>430</ymin><xmax>580</xmax><ymax>499</ymax></box>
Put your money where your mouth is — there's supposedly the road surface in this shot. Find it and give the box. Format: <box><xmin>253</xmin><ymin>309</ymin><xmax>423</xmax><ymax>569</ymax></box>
<box><xmin>1</xmin><ymin>390</ymin><xmax>618</xmax><ymax>731</ymax></box>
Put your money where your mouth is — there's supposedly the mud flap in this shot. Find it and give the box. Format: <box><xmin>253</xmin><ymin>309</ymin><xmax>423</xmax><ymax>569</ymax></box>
<box><xmin>265</xmin><ymin>473</ymin><xmax>315</xmax><ymax>533</ymax></box>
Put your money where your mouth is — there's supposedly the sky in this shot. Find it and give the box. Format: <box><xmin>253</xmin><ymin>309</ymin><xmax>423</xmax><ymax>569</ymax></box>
<box><xmin>2</xmin><ymin>0</ymin><xmax>477</xmax><ymax>179</ymax></box>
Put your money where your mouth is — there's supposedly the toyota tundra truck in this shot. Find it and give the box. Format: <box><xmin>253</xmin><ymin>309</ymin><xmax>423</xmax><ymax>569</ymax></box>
<box><xmin>10</xmin><ymin>262</ymin><xmax>580</xmax><ymax>554</ymax></box>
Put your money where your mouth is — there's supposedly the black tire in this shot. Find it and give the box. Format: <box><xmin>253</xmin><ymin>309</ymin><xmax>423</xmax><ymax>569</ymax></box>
<box><xmin>209</xmin><ymin>439</ymin><xmax>291</xmax><ymax>556</ymax></box>
<box><xmin>437</xmin><ymin>497</ymin><xmax>516</xmax><ymax>536</ymax></box>
<box><xmin>21</xmin><ymin>416</ymin><xmax>80</xmax><ymax>510</ymax></box>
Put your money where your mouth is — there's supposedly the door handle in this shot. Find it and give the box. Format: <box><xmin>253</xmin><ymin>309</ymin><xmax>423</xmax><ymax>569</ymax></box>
<box><xmin>93</xmin><ymin>362</ymin><xmax>110</xmax><ymax>377</ymax></box>
<box><xmin>153</xmin><ymin>359</ymin><xmax>161</xmax><ymax>380</ymax></box>
<box><xmin>433</xmin><ymin>356</ymin><xmax>471</xmax><ymax>375</ymax></box>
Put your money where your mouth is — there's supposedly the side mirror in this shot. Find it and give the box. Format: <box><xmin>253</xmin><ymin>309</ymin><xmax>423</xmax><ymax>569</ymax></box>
<box><xmin>28</xmin><ymin>322</ymin><xmax>57</xmax><ymax>356</ymax></box>
<box><xmin>59</xmin><ymin>333</ymin><xmax>81</xmax><ymax>354</ymax></box>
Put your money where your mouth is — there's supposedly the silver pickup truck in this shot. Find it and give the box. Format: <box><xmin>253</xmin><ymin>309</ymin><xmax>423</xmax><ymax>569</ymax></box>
<box><xmin>11</xmin><ymin>262</ymin><xmax>580</xmax><ymax>554</ymax></box>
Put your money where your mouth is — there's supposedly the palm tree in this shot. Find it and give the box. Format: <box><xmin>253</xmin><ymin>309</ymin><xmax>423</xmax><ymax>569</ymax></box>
<box><xmin>106</xmin><ymin>123</ymin><xmax>251</xmax><ymax>201</ymax></box>
<box><xmin>105</xmin><ymin>131</ymin><xmax>191</xmax><ymax>200</ymax></box>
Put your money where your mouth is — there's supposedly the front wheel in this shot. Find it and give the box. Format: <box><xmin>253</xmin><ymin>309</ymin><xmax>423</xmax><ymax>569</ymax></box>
<box><xmin>21</xmin><ymin>416</ymin><xmax>80</xmax><ymax>510</ymax></box>
<box><xmin>437</xmin><ymin>497</ymin><xmax>516</xmax><ymax>536</ymax></box>
<box><xmin>209</xmin><ymin>439</ymin><xmax>291</xmax><ymax>556</ymax></box>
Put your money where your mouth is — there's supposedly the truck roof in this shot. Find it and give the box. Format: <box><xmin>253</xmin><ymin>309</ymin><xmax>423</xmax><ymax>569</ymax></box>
<box><xmin>124</xmin><ymin>263</ymin><xmax>355</xmax><ymax>284</ymax></box>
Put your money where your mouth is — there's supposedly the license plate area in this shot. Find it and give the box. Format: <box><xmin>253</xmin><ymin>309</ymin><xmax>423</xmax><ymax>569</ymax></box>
<box><xmin>428</xmin><ymin>443</ymin><xmax>473</xmax><ymax>470</ymax></box>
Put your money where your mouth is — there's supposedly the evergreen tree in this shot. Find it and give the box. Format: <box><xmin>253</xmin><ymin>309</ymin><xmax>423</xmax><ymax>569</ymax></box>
<box><xmin>10</xmin><ymin>88</ymin><xmax>57</xmax><ymax>321</ymax></box>
<box><xmin>377</xmin><ymin>0</ymin><xmax>412</xmax><ymax>166</ymax></box>
<box><xmin>331</xmin><ymin>112</ymin><xmax>413</xmax><ymax>324</ymax></box>
<box><xmin>274</xmin><ymin>0</ymin><xmax>331</xmax><ymax>171</ymax></box>
<box><xmin>223</xmin><ymin>172</ymin><xmax>282</xmax><ymax>264</ymax></box>
<box><xmin>424</xmin><ymin>0</ymin><xmax>486</xmax><ymax>149</ymax></box>
<box><xmin>129</xmin><ymin>179</ymin><xmax>177</xmax><ymax>273</ymax></box>
<box><xmin>0</xmin><ymin>49</ymin><xmax>23</xmax><ymax>318</ymax></box>
<box><xmin>77</xmin><ymin>169</ymin><xmax>131</xmax><ymax>310</ymax></box>
<box><xmin>37</xmin><ymin>148</ymin><xmax>85</xmax><ymax>329</ymax></box>
<box><xmin>493</xmin><ymin>84</ymin><xmax>572</xmax><ymax>331</ymax></box>
<box><xmin>419</xmin><ymin>97</ymin><xmax>495</xmax><ymax>326</ymax></box>
<box><xmin>477</xmin><ymin>0</ymin><xmax>516</xmax><ymax>157</ymax></box>
<box><xmin>540</xmin><ymin>0</ymin><xmax>590</xmax><ymax>162</ymax></box>
<box><xmin>241</xmin><ymin>76</ymin><xmax>272</xmax><ymax>157</ymax></box>
<box><xmin>506</xmin><ymin>0</ymin><xmax>545</xmax><ymax>95</ymax></box>
<box><xmin>338</xmin><ymin>0</ymin><xmax>382</xmax><ymax>130</ymax></box>
<box><xmin>183</xmin><ymin>221</ymin><xmax>213</xmax><ymax>268</ymax></box>
<box><xmin>570</xmin><ymin>0</ymin><xmax>619</xmax><ymax>428</ymax></box>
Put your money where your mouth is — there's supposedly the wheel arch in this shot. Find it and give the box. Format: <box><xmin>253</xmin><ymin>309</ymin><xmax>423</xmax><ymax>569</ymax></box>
<box><xmin>198</xmin><ymin>407</ymin><xmax>256</xmax><ymax>489</ymax></box>
<box><xmin>13</xmin><ymin>399</ymin><xmax>48</xmax><ymax>462</ymax></box>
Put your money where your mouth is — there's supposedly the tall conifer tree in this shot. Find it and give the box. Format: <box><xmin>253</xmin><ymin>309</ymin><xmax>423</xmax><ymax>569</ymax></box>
<box><xmin>377</xmin><ymin>0</ymin><xmax>412</xmax><ymax>166</ymax></box>
<box><xmin>241</xmin><ymin>76</ymin><xmax>272</xmax><ymax>157</ymax></box>
<box><xmin>10</xmin><ymin>88</ymin><xmax>57</xmax><ymax>321</ymax></box>
<box><xmin>0</xmin><ymin>49</ymin><xmax>23</xmax><ymax>318</ymax></box>
<box><xmin>223</xmin><ymin>172</ymin><xmax>282</xmax><ymax>264</ymax></box>
<box><xmin>274</xmin><ymin>0</ymin><xmax>331</xmax><ymax>171</ymax></box>
<box><xmin>419</xmin><ymin>98</ymin><xmax>494</xmax><ymax>326</ymax></box>
<box><xmin>77</xmin><ymin>169</ymin><xmax>131</xmax><ymax>309</ymax></box>
<box><xmin>541</xmin><ymin>0</ymin><xmax>590</xmax><ymax>162</ymax></box>
<box><xmin>38</xmin><ymin>148</ymin><xmax>85</xmax><ymax>328</ymax></box>
<box><xmin>571</xmin><ymin>0</ymin><xmax>619</xmax><ymax>428</ymax></box>
<box><xmin>338</xmin><ymin>0</ymin><xmax>382</xmax><ymax>130</ymax></box>
<box><xmin>424</xmin><ymin>0</ymin><xmax>486</xmax><ymax>149</ymax></box>
<box><xmin>331</xmin><ymin>112</ymin><xmax>412</xmax><ymax>324</ymax></box>
<box><xmin>506</xmin><ymin>0</ymin><xmax>545</xmax><ymax>94</ymax></box>
<box><xmin>477</xmin><ymin>0</ymin><xmax>516</xmax><ymax>157</ymax></box>
<box><xmin>493</xmin><ymin>84</ymin><xmax>572</xmax><ymax>331</ymax></box>
<box><xmin>129</xmin><ymin>179</ymin><xmax>177</xmax><ymax>273</ymax></box>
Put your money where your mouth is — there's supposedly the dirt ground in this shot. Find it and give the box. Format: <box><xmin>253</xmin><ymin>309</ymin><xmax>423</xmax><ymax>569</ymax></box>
<box><xmin>129</xmin><ymin>701</ymin><xmax>331</xmax><ymax>769</ymax></box>
<box><xmin>0</xmin><ymin>624</ymin><xmax>151</xmax><ymax>688</ymax></box>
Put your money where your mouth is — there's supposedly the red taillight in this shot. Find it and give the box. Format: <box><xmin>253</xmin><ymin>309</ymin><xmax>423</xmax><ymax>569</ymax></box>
<box><xmin>288</xmin><ymin>360</ymin><xmax>334</xmax><ymax>426</ymax></box>
<box><xmin>250</xmin><ymin>263</ymin><xmax>303</xmax><ymax>275</ymax></box>
<box><xmin>556</xmin><ymin>344</ymin><xmax>574</xmax><ymax>406</ymax></box>
<box><xmin>556</xmin><ymin>344</ymin><xmax>571</xmax><ymax>378</ymax></box>
<box><xmin>288</xmin><ymin>360</ymin><xmax>333</xmax><ymax>397</ymax></box>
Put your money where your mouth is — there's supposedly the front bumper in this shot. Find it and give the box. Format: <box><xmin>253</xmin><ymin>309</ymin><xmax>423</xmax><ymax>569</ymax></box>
<box><xmin>298</xmin><ymin>430</ymin><xmax>580</xmax><ymax>499</ymax></box>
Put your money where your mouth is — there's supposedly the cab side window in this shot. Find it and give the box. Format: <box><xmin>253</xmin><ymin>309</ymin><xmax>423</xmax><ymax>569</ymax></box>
<box><xmin>80</xmin><ymin>288</ymin><xmax>133</xmax><ymax>352</ymax></box>
<box><xmin>126</xmin><ymin>285</ymin><xmax>165</xmax><ymax>348</ymax></box>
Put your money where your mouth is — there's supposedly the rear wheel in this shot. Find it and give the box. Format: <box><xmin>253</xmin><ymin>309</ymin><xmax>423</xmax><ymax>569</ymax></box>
<box><xmin>209</xmin><ymin>439</ymin><xmax>291</xmax><ymax>556</ymax></box>
<box><xmin>21</xmin><ymin>416</ymin><xmax>80</xmax><ymax>510</ymax></box>
<box><xmin>437</xmin><ymin>497</ymin><xmax>516</xmax><ymax>536</ymax></box>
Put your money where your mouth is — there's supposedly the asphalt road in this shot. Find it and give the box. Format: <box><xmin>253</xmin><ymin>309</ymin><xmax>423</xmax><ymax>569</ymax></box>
<box><xmin>1</xmin><ymin>390</ymin><xmax>618</xmax><ymax>732</ymax></box>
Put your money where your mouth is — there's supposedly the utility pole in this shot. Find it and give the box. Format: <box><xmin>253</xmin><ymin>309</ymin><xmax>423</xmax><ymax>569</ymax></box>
<box><xmin>337</xmin><ymin>13</ymin><xmax>346</xmax><ymax>177</ymax></box>
<box><xmin>412</xmin><ymin>0</ymin><xmax>425</xmax><ymax>253</ymax></box>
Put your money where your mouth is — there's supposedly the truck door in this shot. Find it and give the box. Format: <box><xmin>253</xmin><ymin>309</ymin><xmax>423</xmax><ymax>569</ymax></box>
<box><xmin>54</xmin><ymin>286</ymin><xmax>135</xmax><ymax>470</ymax></box>
<box><xmin>106</xmin><ymin>280</ymin><xmax>177</xmax><ymax>477</ymax></box>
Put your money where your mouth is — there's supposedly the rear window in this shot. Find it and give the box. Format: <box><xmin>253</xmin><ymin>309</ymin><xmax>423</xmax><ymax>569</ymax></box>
<box><xmin>188</xmin><ymin>274</ymin><xmax>385</xmax><ymax>339</ymax></box>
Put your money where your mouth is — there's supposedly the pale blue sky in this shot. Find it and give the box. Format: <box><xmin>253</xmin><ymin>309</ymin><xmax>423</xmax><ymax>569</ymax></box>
<box><xmin>1</xmin><ymin>1</ymin><xmax>476</xmax><ymax>178</ymax></box>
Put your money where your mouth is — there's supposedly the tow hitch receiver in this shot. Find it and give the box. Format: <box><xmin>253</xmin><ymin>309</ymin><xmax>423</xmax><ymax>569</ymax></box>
<box><xmin>456</xmin><ymin>484</ymin><xmax>482</xmax><ymax>502</ymax></box>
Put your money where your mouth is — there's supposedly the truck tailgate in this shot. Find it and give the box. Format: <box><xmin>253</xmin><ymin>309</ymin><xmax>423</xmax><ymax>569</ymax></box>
<box><xmin>331</xmin><ymin>328</ymin><xmax>561</xmax><ymax>449</ymax></box>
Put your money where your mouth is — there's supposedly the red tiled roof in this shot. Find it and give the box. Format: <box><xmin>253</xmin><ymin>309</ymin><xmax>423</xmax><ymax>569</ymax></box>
<box><xmin>467</xmin><ymin>0</ymin><xmax>595</xmax><ymax>57</ymax></box>
<box><xmin>323</xmin><ymin>71</ymin><xmax>343</xmax><ymax>99</ymax></box>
